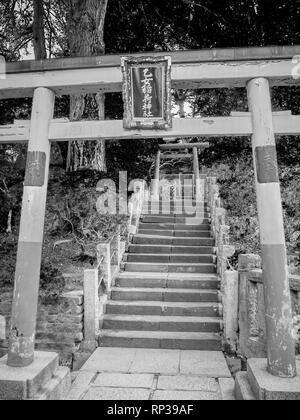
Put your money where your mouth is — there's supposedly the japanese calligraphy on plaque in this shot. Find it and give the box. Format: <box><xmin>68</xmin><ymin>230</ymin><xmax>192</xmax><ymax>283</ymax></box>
<box><xmin>121</xmin><ymin>56</ymin><xmax>172</xmax><ymax>130</ymax></box>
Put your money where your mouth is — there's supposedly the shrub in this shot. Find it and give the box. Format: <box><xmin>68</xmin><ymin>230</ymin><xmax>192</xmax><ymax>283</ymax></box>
<box><xmin>39</xmin><ymin>262</ymin><xmax>66</xmax><ymax>305</ymax></box>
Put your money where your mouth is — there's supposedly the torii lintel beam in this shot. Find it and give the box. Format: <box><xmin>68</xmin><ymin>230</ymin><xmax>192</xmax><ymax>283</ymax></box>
<box><xmin>0</xmin><ymin>45</ymin><xmax>300</xmax><ymax>99</ymax></box>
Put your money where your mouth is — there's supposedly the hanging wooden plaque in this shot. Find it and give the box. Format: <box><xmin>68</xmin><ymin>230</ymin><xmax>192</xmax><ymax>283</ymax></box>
<box><xmin>121</xmin><ymin>56</ymin><xmax>172</xmax><ymax>130</ymax></box>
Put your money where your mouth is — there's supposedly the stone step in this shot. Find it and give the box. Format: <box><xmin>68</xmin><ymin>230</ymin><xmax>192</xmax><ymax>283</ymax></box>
<box><xmin>142</xmin><ymin>211</ymin><xmax>210</xmax><ymax>217</ymax></box>
<box><xmin>99</xmin><ymin>330</ymin><xmax>222</xmax><ymax>351</ymax></box>
<box><xmin>102</xmin><ymin>315</ymin><xmax>221</xmax><ymax>333</ymax></box>
<box><xmin>142</xmin><ymin>209</ymin><xmax>211</xmax><ymax>218</ymax></box>
<box><xmin>126</xmin><ymin>254</ymin><xmax>215</xmax><ymax>264</ymax></box>
<box><xmin>32</xmin><ymin>367</ymin><xmax>71</xmax><ymax>401</ymax></box>
<box><xmin>141</xmin><ymin>216</ymin><xmax>210</xmax><ymax>224</ymax></box>
<box><xmin>144</xmin><ymin>200</ymin><xmax>207</xmax><ymax>206</ymax></box>
<box><xmin>128</xmin><ymin>245</ymin><xmax>214</xmax><ymax>255</ymax></box>
<box><xmin>133</xmin><ymin>236</ymin><xmax>215</xmax><ymax>247</ymax></box>
<box><xmin>138</xmin><ymin>229</ymin><xmax>212</xmax><ymax>238</ymax></box>
<box><xmin>144</xmin><ymin>198</ymin><xmax>207</xmax><ymax>203</ymax></box>
<box><xmin>138</xmin><ymin>223</ymin><xmax>211</xmax><ymax>231</ymax></box>
<box><xmin>124</xmin><ymin>262</ymin><xmax>216</xmax><ymax>274</ymax></box>
<box><xmin>110</xmin><ymin>287</ymin><xmax>219</xmax><ymax>302</ymax></box>
<box><xmin>115</xmin><ymin>273</ymin><xmax>220</xmax><ymax>290</ymax></box>
<box><xmin>97</xmin><ymin>172</ymin><xmax>219</xmax><ymax>353</ymax></box>
<box><xmin>142</xmin><ymin>204</ymin><xmax>209</xmax><ymax>211</ymax></box>
<box><xmin>147</xmin><ymin>200</ymin><xmax>206</xmax><ymax>206</ymax></box>
<box><xmin>234</xmin><ymin>372</ymin><xmax>256</xmax><ymax>401</ymax></box>
<box><xmin>105</xmin><ymin>301</ymin><xmax>220</xmax><ymax>317</ymax></box>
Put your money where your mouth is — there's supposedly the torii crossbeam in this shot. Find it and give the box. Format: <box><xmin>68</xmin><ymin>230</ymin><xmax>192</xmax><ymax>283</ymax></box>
<box><xmin>0</xmin><ymin>113</ymin><xmax>300</xmax><ymax>144</ymax></box>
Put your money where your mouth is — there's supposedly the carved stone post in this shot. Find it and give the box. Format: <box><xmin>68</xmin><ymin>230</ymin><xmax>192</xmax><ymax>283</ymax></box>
<box><xmin>98</xmin><ymin>243</ymin><xmax>111</xmax><ymax>291</ymax></box>
<box><xmin>83</xmin><ymin>269</ymin><xmax>99</xmax><ymax>350</ymax></box>
<box><xmin>238</xmin><ymin>254</ymin><xmax>262</xmax><ymax>358</ymax></box>
<box><xmin>116</xmin><ymin>225</ymin><xmax>122</xmax><ymax>265</ymax></box>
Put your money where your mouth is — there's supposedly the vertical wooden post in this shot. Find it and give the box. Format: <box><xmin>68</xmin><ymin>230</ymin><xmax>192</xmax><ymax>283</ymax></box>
<box><xmin>247</xmin><ymin>77</ymin><xmax>296</xmax><ymax>378</ymax></box>
<box><xmin>193</xmin><ymin>147</ymin><xmax>201</xmax><ymax>200</ymax></box>
<box><xmin>7</xmin><ymin>87</ymin><xmax>55</xmax><ymax>367</ymax></box>
<box><xmin>152</xmin><ymin>151</ymin><xmax>161</xmax><ymax>198</ymax></box>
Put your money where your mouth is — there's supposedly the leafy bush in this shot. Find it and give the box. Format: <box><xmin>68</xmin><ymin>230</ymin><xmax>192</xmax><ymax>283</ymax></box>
<box><xmin>0</xmin><ymin>145</ymin><xmax>25</xmax><ymax>233</ymax></box>
<box><xmin>39</xmin><ymin>262</ymin><xmax>66</xmax><ymax>305</ymax></box>
<box><xmin>200</xmin><ymin>137</ymin><xmax>300</xmax><ymax>270</ymax></box>
<box><xmin>45</xmin><ymin>169</ymin><xmax>128</xmax><ymax>265</ymax></box>
<box><xmin>0</xmin><ymin>236</ymin><xmax>65</xmax><ymax>305</ymax></box>
<box><xmin>0</xmin><ymin>234</ymin><xmax>17</xmax><ymax>286</ymax></box>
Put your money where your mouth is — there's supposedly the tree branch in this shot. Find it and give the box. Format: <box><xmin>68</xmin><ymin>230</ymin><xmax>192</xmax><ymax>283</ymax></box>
<box><xmin>181</xmin><ymin>0</ymin><xmax>229</xmax><ymax>24</ymax></box>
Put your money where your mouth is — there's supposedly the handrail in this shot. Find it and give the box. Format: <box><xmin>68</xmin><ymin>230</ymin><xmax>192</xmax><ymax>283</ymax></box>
<box><xmin>207</xmin><ymin>177</ymin><xmax>235</xmax><ymax>284</ymax></box>
<box><xmin>82</xmin><ymin>183</ymin><xmax>147</xmax><ymax>350</ymax></box>
<box><xmin>206</xmin><ymin>175</ymin><xmax>237</xmax><ymax>354</ymax></box>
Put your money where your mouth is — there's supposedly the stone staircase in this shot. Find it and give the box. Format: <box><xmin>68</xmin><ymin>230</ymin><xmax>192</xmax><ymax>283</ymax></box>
<box><xmin>99</xmin><ymin>174</ymin><xmax>222</xmax><ymax>351</ymax></box>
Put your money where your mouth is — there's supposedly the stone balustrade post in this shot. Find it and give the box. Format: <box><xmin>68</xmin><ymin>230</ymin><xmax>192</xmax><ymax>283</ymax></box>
<box><xmin>110</xmin><ymin>232</ymin><xmax>119</xmax><ymax>267</ymax></box>
<box><xmin>238</xmin><ymin>254</ymin><xmax>262</xmax><ymax>358</ymax></box>
<box><xmin>116</xmin><ymin>225</ymin><xmax>122</xmax><ymax>265</ymax></box>
<box><xmin>83</xmin><ymin>269</ymin><xmax>99</xmax><ymax>351</ymax></box>
<box><xmin>223</xmin><ymin>270</ymin><xmax>239</xmax><ymax>354</ymax></box>
<box><xmin>97</xmin><ymin>243</ymin><xmax>111</xmax><ymax>291</ymax></box>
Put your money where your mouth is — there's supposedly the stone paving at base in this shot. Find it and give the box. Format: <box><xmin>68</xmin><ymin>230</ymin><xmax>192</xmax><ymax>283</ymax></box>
<box><xmin>66</xmin><ymin>348</ymin><xmax>235</xmax><ymax>400</ymax></box>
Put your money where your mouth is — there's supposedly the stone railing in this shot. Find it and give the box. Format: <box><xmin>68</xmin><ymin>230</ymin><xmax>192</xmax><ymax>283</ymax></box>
<box><xmin>238</xmin><ymin>254</ymin><xmax>300</xmax><ymax>359</ymax></box>
<box><xmin>205</xmin><ymin>177</ymin><xmax>300</xmax><ymax>360</ymax></box>
<box><xmin>206</xmin><ymin>176</ymin><xmax>238</xmax><ymax>353</ymax></box>
<box><xmin>81</xmin><ymin>182</ymin><xmax>146</xmax><ymax>352</ymax></box>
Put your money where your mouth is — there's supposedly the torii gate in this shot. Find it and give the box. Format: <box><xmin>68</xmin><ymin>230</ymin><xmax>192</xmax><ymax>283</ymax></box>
<box><xmin>0</xmin><ymin>45</ymin><xmax>300</xmax><ymax>380</ymax></box>
<box><xmin>151</xmin><ymin>142</ymin><xmax>210</xmax><ymax>198</ymax></box>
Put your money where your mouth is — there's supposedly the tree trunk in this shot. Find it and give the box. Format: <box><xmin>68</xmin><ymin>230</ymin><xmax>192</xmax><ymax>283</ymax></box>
<box><xmin>6</xmin><ymin>209</ymin><xmax>12</xmax><ymax>234</ymax></box>
<box><xmin>32</xmin><ymin>0</ymin><xmax>64</xmax><ymax>167</ymax></box>
<box><xmin>174</xmin><ymin>90</ymin><xmax>188</xmax><ymax>118</ymax></box>
<box><xmin>33</xmin><ymin>0</ymin><xmax>47</xmax><ymax>60</ymax></box>
<box><xmin>66</xmin><ymin>0</ymin><xmax>109</xmax><ymax>172</ymax></box>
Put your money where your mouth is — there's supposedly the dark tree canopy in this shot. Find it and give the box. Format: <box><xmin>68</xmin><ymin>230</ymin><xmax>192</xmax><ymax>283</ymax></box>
<box><xmin>105</xmin><ymin>0</ymin><xmax>300</xmax><ymax>54</ymax></box>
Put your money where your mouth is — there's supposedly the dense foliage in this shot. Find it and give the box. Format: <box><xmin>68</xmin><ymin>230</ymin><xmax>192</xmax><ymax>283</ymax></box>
<box><xmin>200</xmin><ymin>139</ymin><xmax>300</xmax><ymax>269</ymax></box>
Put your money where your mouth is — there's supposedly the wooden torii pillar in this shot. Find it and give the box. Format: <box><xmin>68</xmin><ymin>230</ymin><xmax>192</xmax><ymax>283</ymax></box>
<box><xmin>247</xmin><ymin>78</ymin><xmax>296</xmax><ymax>378</ymax></box>
<box><xmin>7</xmin><ymin>88</ymin><xmax>55</xmax><ymax>367</ymax></box>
